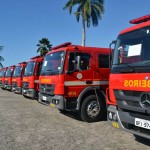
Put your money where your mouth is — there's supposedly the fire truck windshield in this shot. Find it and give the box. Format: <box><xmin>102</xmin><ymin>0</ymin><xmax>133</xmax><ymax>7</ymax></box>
<box><xmin>112</xmin><ymin>26</ymin><xmax>150</xmax><ymax>73</ymax></box>
<box><xmin>41</xmin><ymin>51</ymin><xmax>65</xmax><ymax>75</ymax></box>
<box><xmin>24</xmin><ymin>62</ymin><xmax>35</xmax><ymax>76</ymax></box>
<box><xmin>5</xmin><ymin>69</ymin><xmax>13</xmax><ymax>77</ymax></box>
<box><xmin>0</xmin><ymin>70</ymin><xmax>5</xmax><ymax>77</ymax></box>
<box><xmin>13</xmin><ymin>66</ymin><xmax>22</xmax><ymax>77</ymax></box>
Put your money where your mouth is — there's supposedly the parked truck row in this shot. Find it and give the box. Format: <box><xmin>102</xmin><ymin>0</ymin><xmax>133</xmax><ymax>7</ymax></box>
<box><xmin>0</xmin><ymin>43</ymin><xmax>110</xmax><ymax>123</ymax></box>
<box><xmin>0</xmin><ymin>14</ymin><xmax>150</xmax><ymax>141</ymax></box>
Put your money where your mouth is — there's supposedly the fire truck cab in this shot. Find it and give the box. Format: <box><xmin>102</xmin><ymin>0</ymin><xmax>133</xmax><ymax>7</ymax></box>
<box><xmin>107</xmin><ymin>14</ymin><xmax>150</xmax><ymax>140</ymax></box>
<box><xmin>0</xmin><ymin>68</ymin><xmax>3</xmax><ymax>86</ymax></box>
<box><xmin>4</xmin><ymin>65</ymin><xmax>16</xmax><ymax>90</ymax></box>
<box><xmin>22</xmin><ymin>56</ymin><xmax>43</xmax><ymax>99</ymax></box>
<box><xmin>39</xmin><ymin>42</ymin><xmax>110</xmax><ymax>122</ymax></box>
<box><xmin>0</xmin><ymin>67</ymin><xmax>7</xmax><ymax>89</ymax></box>
<box><xmin>12</xmin><ymin>62</ymin><xmax>27</xmax><ymax>94</ymax></box>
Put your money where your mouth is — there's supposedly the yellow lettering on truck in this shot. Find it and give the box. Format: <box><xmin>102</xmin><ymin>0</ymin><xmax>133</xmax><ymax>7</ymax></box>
<box><xmin>124</xmin><ymin>80</ymin><xmax>150</xmax><ymax>88</ymax></box>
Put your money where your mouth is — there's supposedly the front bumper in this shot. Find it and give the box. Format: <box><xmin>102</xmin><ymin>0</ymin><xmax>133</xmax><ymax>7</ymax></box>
<box><xmin>39</xmin><ymin>93</ymin><xmax>65</xmax><ymax>110</ymax></box>
<box><xmin>4</xmin><ymin>84</ymin><xmax>12</xmax><ymax>90</ymax></box>
<box><xmin>22</xmin><ymin>88</ymin><xmax>37</xmax><ymax>98</ymax></box>
<box><xmin>12</xmin><ymin>86</ymin><xmax>22</xmax><ymax>94</ymax></box>
<box><xmin>0</xmin><ymin>84</ymin><xmax>5</xmax><ymax>89</ymax></box>
<box><xmin>107</xmin><ymin>105</ymin><xmax>150</xmax><ymax>140</ymax></box>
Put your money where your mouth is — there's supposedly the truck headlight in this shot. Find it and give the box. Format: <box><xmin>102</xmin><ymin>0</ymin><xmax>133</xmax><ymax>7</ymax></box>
<box><xmin>108</xmin><ymin>112</ymin><xmax>118</xmax><ymax>121</ymax></box>
<box><xmin>55</xmin><ymin>99</ymin><xmax>59</xmax><ymax>105</ymax></box>
<box><xmin>113</xmin><ymin>113</ymin><xmax>117</xmax><ymax>121</ymax></box>
<box><xmin>108</xmin><ymin>112</ymin><xmax>113</xmax><ymax>120</ymax></box>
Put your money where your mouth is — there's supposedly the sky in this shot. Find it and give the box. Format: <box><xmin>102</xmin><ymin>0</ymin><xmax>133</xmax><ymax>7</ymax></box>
<box><xmin>0</xmin><ymin>0</ymin><xmax>150</xmax><ymax>67</ymax></box>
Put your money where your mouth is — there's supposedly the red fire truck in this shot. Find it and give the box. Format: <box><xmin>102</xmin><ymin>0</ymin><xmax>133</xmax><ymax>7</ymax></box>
<box><xmin>107</xmin><ymin>14</ymin><xmax>150</xmax><ymax>140</ymax></box>
<box><xmin>4</xmin><ymin>65</ymin><xmax>16</xmax><ymax>90</ymax></box>
<box><xmin>0</xmin><ymin>68</ymin><xmax>3</xmax><ymax>86</ymax></box>
<box><xmin>22</xmin><ymin>56</ymin><xmax>43</xmax><ymax>99</ymax></box>
<box><xmin>12</xmin><ymin>62</ymin><xmax>27</xmax><ymax>94</ymax></box>
<box><xmin>0</xmin><ymin>67</ymin><xmax>7</xmax><ymax>89</ymax></box>
<box><xmin>39</xmin><ymin>42</ymin><xmax>110</xmax><ymax>122</ymax></box>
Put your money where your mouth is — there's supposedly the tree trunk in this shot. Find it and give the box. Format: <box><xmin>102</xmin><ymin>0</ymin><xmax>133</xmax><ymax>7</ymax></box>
<box><xmin>82</xmin><ymin>18</ymin><xmax>86</xmax><ymax>46</ymax></box>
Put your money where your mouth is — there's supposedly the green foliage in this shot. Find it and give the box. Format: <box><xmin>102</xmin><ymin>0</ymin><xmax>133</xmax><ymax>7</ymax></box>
<box><xmin>36</xmin><ymin>38</ymin><xmax>52</xmax><ymax>56</ymax></box>
<box><xmin>64</xmin><ymin>0</ymin><xmax>105</xmax><ymax>46</ymax></box>
<box><xmin>64</xmin><ymin>0</ymin><xmax>104</xmax><ymax>27</ymax></box>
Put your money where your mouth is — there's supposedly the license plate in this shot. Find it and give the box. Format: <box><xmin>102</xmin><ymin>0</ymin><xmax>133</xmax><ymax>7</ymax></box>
<box><xmin>135</xmin><ymin>118</ymin><xmax>150</xmax><ymax>130</ymax></box>
<box><xmin>42</xmin><ymin>96</ymin><xmax>47</xmax><ymax>101</ymax></box>
<box><xmin>50</xmin><ymin>103</ymin><xmax>55</xmax><ymax>107</ymax></box>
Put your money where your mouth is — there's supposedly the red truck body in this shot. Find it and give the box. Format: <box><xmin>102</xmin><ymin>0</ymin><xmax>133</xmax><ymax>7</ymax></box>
<box><xmin>107</xmin><ymin>14</ymin><xmax>150</xmax><ymax>140</ymax></box>
<box><xmin>22</xmin><ymin>56</ymin><xmax>43</xmax><ymax>99</ymax></box>
<box><xmin>0</xmin><ymin>67</ymin><xmax>8</xmax><ymax>88</ymax></box>
<box><xmin>39</xmin><ymin>43</ymin><xmax>110</xmax><ymax>122</ymax></box>
<box><xmin>4</xmin><ymin>65</ymin><xmax>16</xmax><ymax>90</ymax></box>
<box><xmin>12</xmin><ymin>62</ymin><xmax>27</xmax><ymax>94</ymax></box>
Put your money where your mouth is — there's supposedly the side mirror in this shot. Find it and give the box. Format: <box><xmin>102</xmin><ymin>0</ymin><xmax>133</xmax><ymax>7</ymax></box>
<box><xmin>66</xmin><ymin>56</ymin><xmax>81</xmax><ymax>74</ymax></box>
<box><xmin>76</xmin><ymin>55</ymin><xmax>81</xmax><ymax>70</ymax></box>
<box><xmin>109</xmin><ymin>40</ymin><xmax>116</xmax><ymax>68</ymax></box>
<box><xmin>66</xmin><ymin>60</ymin><xmax>76</xmax><ymax>74</ymax></box>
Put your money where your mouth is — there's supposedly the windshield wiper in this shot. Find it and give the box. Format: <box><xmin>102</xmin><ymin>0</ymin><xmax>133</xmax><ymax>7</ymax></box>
<box><xmin>113</xmin><ymin>63</ymin><xmax>136</xmax><ymax>73</ymax></box>
<box><xmin>24</xmin><ymin>72</ymin><xmax>32</xmax><ymax>76</ymax></box>
<box><xmin>143</xmin><ymin>60</ymin><xmax>150</xmax><ymax>65</ymax></box>
<box><xmin>46</xmin><ymin>69</ymin><xmax>53</xmax><ymax>72</ymax></box>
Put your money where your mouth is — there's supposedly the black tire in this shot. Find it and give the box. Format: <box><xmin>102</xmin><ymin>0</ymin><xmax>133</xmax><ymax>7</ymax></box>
<box><xmin>81</xmin><ymin>95</ymin><xmax>106</xmax><ymax>122</ymax></box>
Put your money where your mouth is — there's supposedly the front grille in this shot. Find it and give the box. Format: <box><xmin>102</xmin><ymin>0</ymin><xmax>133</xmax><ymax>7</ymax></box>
<box><xmin>12</xmin><ymin>81</ymin><xmax>17</xmax><ymax>87</ymax></box>
<box><xmin>40</xmin><ymin>84</ymin><xmax>55</xmax><ymax>95</ymax></box>
<box><xmin>114</xmin><ymin>90</ymin><xmax>150</xmax><ymax>112</ymax></box>
<box><xmin>129</xmin><ymin>112</ymin><xmax>150</xmax><ymax>120</ymax></box>
<box><xmin>22</xmin><ymin>82</ymin><xmax>29</xmax><ymax>89</ymax></box>
<box><xmin>125</xmin><ymin>100</ymin><xmax>140</xmax><ymax>107</ymax></box>
<box><xmin>121</xmin><ymin>90</ymin><xmax>142</xmax><ymax>97</ymax></box>
<box><xmin>115</xmin><ymin>90</ymin><xmax>141</xmax><ymax>108</ymax></box>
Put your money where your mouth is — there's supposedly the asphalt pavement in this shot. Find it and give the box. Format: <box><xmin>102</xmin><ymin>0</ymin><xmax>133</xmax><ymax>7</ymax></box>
<box><xmin>0</xmin><ymin>88</ymin><xmax>149</xmax><ymax>150</ymax></box>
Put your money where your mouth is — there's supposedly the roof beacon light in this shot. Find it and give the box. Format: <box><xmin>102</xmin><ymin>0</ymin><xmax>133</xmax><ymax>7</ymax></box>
<box><xmin>130</xmin><ymin>14</ymin><xmax>150</xmax><ymax>24</ymax></box>
<box><xmin>18</xmin><ymin>62</ymin><xmax>26</xmax><ymax>65</ymax></box>
<box><xmin>52</xmin><ymin>42</ymin><xmax>72</xmax><ymax>50</ymax></box>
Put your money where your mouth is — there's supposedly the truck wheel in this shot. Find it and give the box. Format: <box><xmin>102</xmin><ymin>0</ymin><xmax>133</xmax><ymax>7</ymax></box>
<box><xmin>81</xmin><ymin>95</ymin><xmax>106</xmax><ymax>122</ymax></box>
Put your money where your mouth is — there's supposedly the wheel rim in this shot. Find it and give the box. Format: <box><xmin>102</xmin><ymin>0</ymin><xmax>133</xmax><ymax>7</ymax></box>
<box><xmin>86</xmin><ymin>101</ymin><xmax>100</xmax><ymax>118</ymax></box>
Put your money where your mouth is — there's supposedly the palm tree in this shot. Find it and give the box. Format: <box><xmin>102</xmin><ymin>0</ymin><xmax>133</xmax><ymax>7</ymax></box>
<box><xmin>0</xmin><ymin>46</ymin><xmax>4</xmax><ymax>68</ymax></box>
<box><xmin>36</xmin><ymin>38</ymin><xmax>52</xmax><ymax>56</ymax></box>
<box><xmin>64</xmin><ymin>0</ymin><xmax>105</xmax><ymax>46</ymax></box>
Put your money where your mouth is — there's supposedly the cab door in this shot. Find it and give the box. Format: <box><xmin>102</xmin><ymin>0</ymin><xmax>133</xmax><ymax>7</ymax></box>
<box><xmin>65</xmin><ymin>52</ymin><xmax>94</xmax><ymax>98</ymax></box>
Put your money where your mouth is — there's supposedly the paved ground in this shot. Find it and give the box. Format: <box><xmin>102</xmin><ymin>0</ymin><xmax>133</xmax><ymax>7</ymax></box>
<box><xmin>0</xmin><ymin>88</ymin><xmax>149</xmax><ymax>150</ymax></box>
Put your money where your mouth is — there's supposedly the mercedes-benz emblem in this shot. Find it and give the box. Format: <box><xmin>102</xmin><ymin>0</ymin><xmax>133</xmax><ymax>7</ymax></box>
<box><xmin>145</xmin><ymin>76</ymin><xmax>149</xmax><ymax>80</ymax></box>
<box><xmin>140</xmin><ymin>93</ymin><xmax>150</xmax><ymax>108</ymax></box>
